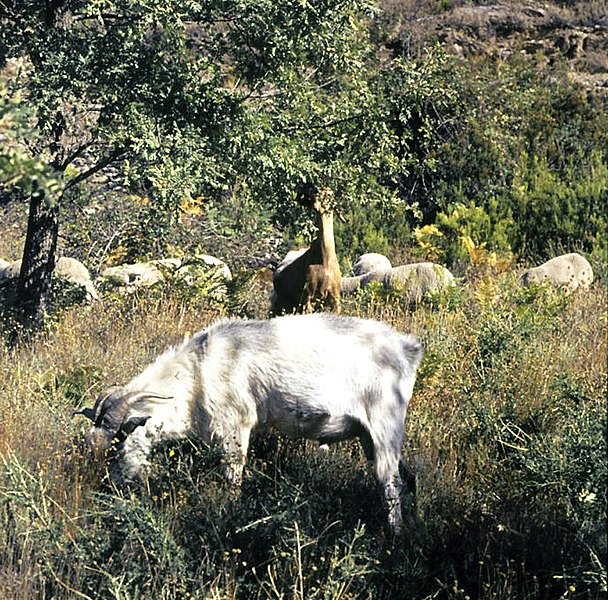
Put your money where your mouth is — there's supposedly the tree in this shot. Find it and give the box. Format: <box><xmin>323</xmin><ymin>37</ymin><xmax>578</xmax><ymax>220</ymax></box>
<box><xmin>1</xmin><ymin>0</ymin><xmax>384</xmax><ymax>332</ymax></box>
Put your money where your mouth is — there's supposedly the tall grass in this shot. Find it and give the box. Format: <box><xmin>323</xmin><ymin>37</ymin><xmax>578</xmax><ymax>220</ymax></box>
<box><xmin>0</xmin><ymin>276</ymin><xmax>606</xmax><ymax>599</ymax></box>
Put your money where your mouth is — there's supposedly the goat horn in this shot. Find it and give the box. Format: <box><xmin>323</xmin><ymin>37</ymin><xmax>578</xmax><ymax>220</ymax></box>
<box><xmin>73</xmin><ymin>407</ymin><xmax>96</xmax><ymax>421</ymax></box>
<box><xmin>120</xmin><ymin>390</ymin><xmax>173</xmax><ymax>405</ymax></box>
<box><xmin>74</xmin><ymin>389</ymin><xmax>171</xmax><ymax>422</ymax></box>
<box><xmin>73</xmin><ymin>386</ymin><xmax>121</xmax><ymax>423</ymax></box>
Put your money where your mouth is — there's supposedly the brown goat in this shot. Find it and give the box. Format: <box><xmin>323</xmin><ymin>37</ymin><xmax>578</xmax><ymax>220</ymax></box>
<box><xmin>272</xmin><ymin>192</ymin><xmax>341</xmax><ymax>314</ymax></box>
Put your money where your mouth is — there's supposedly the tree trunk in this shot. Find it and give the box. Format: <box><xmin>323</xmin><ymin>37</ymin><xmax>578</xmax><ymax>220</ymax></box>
<box><xmin>16</xmin><ymin>190</ymin><xmax>59</xmax><ymax>332</ymax></box>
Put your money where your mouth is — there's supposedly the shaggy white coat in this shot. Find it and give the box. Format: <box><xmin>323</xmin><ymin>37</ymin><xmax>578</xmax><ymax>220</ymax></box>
<box><xmin>80</xmin><ymin>313</ymin><xmax>423</xmax><ymax>534</ymax></box>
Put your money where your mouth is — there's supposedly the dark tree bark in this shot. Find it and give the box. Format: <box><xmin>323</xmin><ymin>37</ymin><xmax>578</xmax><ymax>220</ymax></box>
<box><xmin>10</xmin><ymin>146</ymin><xmax>127</xmax><ymax>339</ymax></box>
<box><xmin>15</xmin><ymin>190</ymin><xmax>59</xmax><ymax>331</ymax></box>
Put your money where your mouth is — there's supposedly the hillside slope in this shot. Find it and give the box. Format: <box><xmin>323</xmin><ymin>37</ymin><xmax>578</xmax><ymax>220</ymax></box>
<box><xmin>379</xmin><ymin>0</ymin><xmax>608</xmax><ymax>94</ymax></box>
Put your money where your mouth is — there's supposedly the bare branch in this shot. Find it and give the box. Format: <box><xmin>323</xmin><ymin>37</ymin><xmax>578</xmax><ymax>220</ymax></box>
<box><xmin>58</xmin><ymin>143</ymin><xmax>92</xmax><ymax>172</ymax></box>
<box><xmin>63</xmin><ymin>145</ymin><xmax>129</xmax><ymax>191</ymax></box>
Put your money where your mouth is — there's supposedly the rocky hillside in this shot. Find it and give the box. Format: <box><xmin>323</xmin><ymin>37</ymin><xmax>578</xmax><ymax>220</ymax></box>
<box><xmin>379</xmin><ymin>0</ymin><xmax>608</xmax><ymax>94</ymax></box>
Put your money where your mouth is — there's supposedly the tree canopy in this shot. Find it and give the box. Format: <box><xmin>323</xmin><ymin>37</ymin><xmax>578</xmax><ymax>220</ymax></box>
<box><xmin>1</xmin><ymin>0</ymin><xmax>606</xmax><ymax>330</ymax></box>
<box><xmin>1</xmin><ymin>0</ymin><xmax>396</xmax><ymax>327</ymax></box>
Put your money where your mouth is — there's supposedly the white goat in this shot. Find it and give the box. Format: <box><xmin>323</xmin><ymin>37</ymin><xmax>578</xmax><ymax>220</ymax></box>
<box><xmin>518</xmin><ymin>253</ymin><xmax>593</xmax><ymax>293</ymax></box>
<box><xmin>352</xmin><ymin>253</ymin><xmax>392</xmax><ymax>276</ymax></box>
<box><xmin>76</xmin><ymin>313</ymin><xmax>423</xmax><ymax>534</ymax></box>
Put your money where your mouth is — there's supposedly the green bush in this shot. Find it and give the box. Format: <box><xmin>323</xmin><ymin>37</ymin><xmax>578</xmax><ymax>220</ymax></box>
<box><xmin>508</xmin><ymin>150</ymin><xmax>608</xmax><ymax>260</ymax></box>
<box><xmin>433</xmin><ymin>200</ymin><xmax>514</xmax><ymax>268</ymax></box>
<box><xmin>334</xmin><ymin>197</ymin><xmax>414</xmax><ymax>266</ymax></box>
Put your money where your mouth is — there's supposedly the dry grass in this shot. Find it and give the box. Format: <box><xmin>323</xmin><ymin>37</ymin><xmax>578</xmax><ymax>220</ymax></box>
<box><xmin>0</xmin><ymin>275</ymin><xmax>606</xmax><ymax>598</ymax></box>
<box><xmin>0</xmin><ymin>206</ymin><xmax>26</xmax><ymax>261</ymax></box>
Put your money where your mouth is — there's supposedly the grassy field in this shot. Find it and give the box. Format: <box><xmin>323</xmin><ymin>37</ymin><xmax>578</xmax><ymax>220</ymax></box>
<box><xmin>0</xmin><ymin>269</ymin><xmax>606</xmax><ymax>599</ymax></box>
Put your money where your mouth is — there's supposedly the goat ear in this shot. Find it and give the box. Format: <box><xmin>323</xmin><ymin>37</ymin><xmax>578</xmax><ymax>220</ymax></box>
<box><xmin>73</xmin><ymin>407</ymin><xmax>96</xmax><ymax>421</ymax></box>
<box><xmin>121</xmin><ymin>415</ymin><xmax>151</xmax><ymax>435</ymax></box>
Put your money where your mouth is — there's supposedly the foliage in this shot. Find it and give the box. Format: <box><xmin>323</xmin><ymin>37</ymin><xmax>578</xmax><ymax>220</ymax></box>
<box><xmin>374</xmin><ymin>48</ymin><xmax>470</xmax><ymax>223</ymax></box>
<box><xmin>428</xmin><ymin>58</ymin><xmax>608</xmax><ymax>263</ymax></box>
<box><xmin>431</xmin><ymin>202</ymin><xmax>514</xmax><ymax>269</ymax></box>
<box><xmin>509</xmin><ymin>150</ymin><xmax>608</xmax><ymax>259</ymax></box>
<box><xmin>334</xmin><ymin>199</ymin><xmax>414</xmax><ymax>269</ymax></box>
<box><xmin>1</xmin><ymin>0</ymin><xmax>400</xmax><ymax>328</ymax></box>
<box><xmin>0</xmin><ymin>0</ymin><xmax>391</xmax><ymax>216</ymax></box>
<box><xmin>0</xmin><ymin>83</ymin><xmax>64</xmax><ymax>202</ymax></box>
<box><xmin>368</xmin><ymin>49</ymin><xmax>607</xmax><ymax>265</ymax></box>
<box><xmin>233</xmin><ymin>0</ymin><xmax>410</xmax><ymax>239</ymax></box>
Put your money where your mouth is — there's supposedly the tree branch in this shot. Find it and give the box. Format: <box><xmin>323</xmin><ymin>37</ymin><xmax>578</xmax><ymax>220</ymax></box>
<box><xmin>63</xmin><ymin>145</ymin><xmax>130</xmax><ymax>191</ymax></box>
<box><xmin>58</xmin><ymin>142</ymin><xmax>93</xmax><ymax>172</ymax></box>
